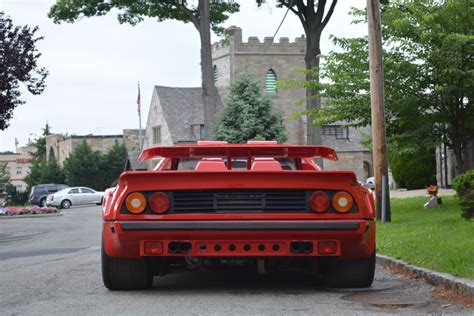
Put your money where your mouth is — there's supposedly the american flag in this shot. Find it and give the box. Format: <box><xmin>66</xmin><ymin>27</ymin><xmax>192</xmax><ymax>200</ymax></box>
<box><xmin>137</xmin><ymin>82</ymin><xmax>141</xmax><ymax>113</ymax></box>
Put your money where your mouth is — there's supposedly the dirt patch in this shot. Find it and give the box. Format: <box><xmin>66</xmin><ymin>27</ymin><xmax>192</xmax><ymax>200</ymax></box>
<box><xmin>341</xmin><ymin>291</ymin><xmax>426</xmax><ymax>308</ymax></box>
<box><xmin>380</xmin><ymin>261</ymin><xmax>474</xmax><ymax>309</ymax></box>
<box><xmin>432</xmin><ymin>285</ymin><xmax>474</xmax><ymax>308</ymax></box>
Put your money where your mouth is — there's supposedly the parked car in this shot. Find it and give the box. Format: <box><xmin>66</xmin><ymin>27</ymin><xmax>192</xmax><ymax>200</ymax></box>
<box><xmin>46</xmin><ymin>187</ymin><xmax>104</xmax><ymax>209</ymax></box>
<box><xmin>101</xmin><ymin>141</ymin><xmax>375</xmax><ymax>290</ymax></box>
<box><xmin>365</xmin><ymin>177</ymin><xmax>375</xmax><ymax>189</ymax></box>
<box><xmin>29</xmin><ymin>184</ymin><xmax>69</xmax><ymax>207</ymax></box>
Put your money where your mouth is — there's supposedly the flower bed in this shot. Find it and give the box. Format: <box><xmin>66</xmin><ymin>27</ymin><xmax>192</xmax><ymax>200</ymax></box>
<box><xmin>0</xmin><ymin>206</ymin><xmax>59</xmax><ymax>216</ymax></box>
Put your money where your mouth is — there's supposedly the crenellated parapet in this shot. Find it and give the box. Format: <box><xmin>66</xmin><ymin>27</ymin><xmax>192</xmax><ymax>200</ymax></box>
<box><xmin>212</xmin><ymin>26</ymin><xmax>306</xmax><ymax>58</ymax></box>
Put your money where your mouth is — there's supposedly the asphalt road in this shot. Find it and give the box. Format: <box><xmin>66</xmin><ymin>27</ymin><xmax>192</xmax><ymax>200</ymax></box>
<box><xmin>0</xmin><ymin>205</ymin><xmax>472</xmax><ymax>315</ymax></box>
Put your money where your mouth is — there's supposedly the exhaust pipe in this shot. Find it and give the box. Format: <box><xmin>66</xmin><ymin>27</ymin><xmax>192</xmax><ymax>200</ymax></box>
<box><xmin>179</xmin><ymin>242</ymin><xmax>191</xmax><ymax>254</ymax></box>
<box><xmin>168</xmin><ymin>241</ymin><xmax>179</xmax><ymax>253</ymax></box>
<box><xmin>290</xmin><ymin>242</ymin><xmax>302</xmax><ymax>254</ymax></box>
<box><xmin>302</xmin><ymin>242</ymin><xmax>313</xmax><ymax>254</ymax></box>
<box><xmin>169</xmin><ymin>241</ymin><xmax>192</xmax><ymax>254</ymax></box>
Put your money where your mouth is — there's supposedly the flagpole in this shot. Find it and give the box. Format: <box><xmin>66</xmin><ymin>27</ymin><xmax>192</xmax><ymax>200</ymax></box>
<box><xmin>137</xmin><ymin>81</ymin><xmax>143</xmax><ymax>151</ymax></box>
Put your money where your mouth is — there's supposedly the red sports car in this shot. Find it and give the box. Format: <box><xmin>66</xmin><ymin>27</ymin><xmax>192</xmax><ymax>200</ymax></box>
<box><xmin>101</xmin><ymin>141</ymin><xmax>375</xmax><ymax>290</ymax></box>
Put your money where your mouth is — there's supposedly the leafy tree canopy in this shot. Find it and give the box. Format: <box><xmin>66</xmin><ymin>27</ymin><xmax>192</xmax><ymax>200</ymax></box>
<box><xmin>48</xmin><ymin>0</ymin><xmax>239</xmax><ymax>35</ymax></box>
<box><xmin>214</xmin><ymin>73</ymin><xmax>287</xmax><ymax>143</ymax></box>
<box><xmin>0</xmin><ymin>12</ymin><xmax>48</xmax><ymax>130</ymax></box>
<box><xmin>283</xmin><ymin>0</ymin><xmax>473</xmax><ymax>174</ymax></box>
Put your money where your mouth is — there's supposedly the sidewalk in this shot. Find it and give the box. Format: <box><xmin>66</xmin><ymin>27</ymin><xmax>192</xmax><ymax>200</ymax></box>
<box><xmin>390</xmin><ymin>188</ymin><xmax>455</xmax><ymax>199</ymax></box>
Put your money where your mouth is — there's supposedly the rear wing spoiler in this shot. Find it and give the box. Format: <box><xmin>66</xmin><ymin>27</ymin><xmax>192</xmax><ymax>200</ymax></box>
<box><xmin>139</xmin><ymin>145</ymin><xmax>338</xmax><ymax>161</ymax></box>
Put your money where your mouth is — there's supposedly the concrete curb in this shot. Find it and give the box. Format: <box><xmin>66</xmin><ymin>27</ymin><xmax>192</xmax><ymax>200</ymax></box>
<box><xmin>0</xmin><ymin>212</ymin><xmax>63</xmax><ymax>220</ymax></box>
<box><xmin>377</xmin><ymin>254</ymin><xmax>474</xmax><ymax>297</ymax></box>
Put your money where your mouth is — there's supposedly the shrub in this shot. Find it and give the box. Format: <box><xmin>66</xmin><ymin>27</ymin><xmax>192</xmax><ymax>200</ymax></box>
<box><xmin>453</xmin><ymin>170</ymin><xmax>474</xmax><ymax>220</ymax></box>
<box><xmin>389</xmin><ymin>145</ymin><xmax>437</xmax><ymax>190</ymax></box>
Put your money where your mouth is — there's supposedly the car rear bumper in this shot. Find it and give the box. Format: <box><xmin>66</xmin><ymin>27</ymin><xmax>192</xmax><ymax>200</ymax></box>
<box><xmin>103</xmin><ymin>219</ymin><xmax>375</xmax><ymax>260</ymax></box>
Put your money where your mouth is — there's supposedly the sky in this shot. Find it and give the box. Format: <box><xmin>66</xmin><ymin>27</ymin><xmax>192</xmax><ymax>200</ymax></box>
<box><xmin>0</xmin><ymin>0</ymin><xmax>366</xmax><ymax>152</ymax></box>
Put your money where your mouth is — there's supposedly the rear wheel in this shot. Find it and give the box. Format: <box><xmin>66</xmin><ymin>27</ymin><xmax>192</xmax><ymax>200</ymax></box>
<box><xmin>39</xmin><ymin>198</ymin><xmax>47</xmax><ymax>207</ymax></box>
<box><xmin>101</xmin><ymin>239</ymin><xmax>153</xmax><ymax>290</ymax></box>
<box><xmin>60</xmin><ymin>199</ymin><xmax>71</xmax><ymax>209</ymax></box>
<box><xmin>323</xmin><ymin>252</ymin><xmax>375</xmax><ymax>288</ymax></box>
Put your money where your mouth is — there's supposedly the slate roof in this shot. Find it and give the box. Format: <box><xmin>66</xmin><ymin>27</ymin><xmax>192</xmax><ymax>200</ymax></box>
<box><xmin>155</xmin><ymin>86</ymin><xmax>203</xmax><ymax>143</ymax></box>
<box><xmin>127</xmin><ymin>150</ymin><xmax>147</xmax><ymax>171</ymax></box>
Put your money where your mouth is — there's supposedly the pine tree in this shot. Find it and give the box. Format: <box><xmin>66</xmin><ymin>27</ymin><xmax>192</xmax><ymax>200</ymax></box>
<box><xmin>63</xmin><ymin>140</ymin><xmax>102</xmax><ymax>189</ymax></box>
<box><xmin>99</xmin><ymin>141</ymin><xmax>128</xmax><ymax>189</ymax></box>
<box><xmin>214</xmin><ymin>73</ymin><xmax>287</xmax><ymax>143</ymax></box>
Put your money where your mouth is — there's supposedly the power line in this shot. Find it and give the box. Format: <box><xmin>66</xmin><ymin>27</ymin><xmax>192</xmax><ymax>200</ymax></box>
<box><xmin>253</xmin><ymin>3</ymin><xmax>292</xmax><ymax>66</ymax></box>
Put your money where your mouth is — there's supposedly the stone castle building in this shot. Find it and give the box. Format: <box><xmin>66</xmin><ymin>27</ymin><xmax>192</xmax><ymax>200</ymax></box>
<box><xmin>144</xmin><ymin>27</ymin><xmax>373</xmax><ymax>181</ymax></box>
<box><xmin>46</xmin><ymin>129</ymin><xmax>143</xmax><ymax>167</ymax></box>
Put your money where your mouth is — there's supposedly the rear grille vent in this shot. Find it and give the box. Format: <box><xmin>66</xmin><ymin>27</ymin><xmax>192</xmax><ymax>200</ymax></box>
<box><xmin>172</xmin><ymin>190</ymin><xmax>307</xmax><ymax>214</ymax></box>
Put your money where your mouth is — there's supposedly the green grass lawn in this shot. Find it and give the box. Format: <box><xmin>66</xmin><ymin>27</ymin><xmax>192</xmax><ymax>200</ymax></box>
<box><xmin>377</xmin><ymin>196</ymin><xmax>474</xmax><ymax>279</ymax></box>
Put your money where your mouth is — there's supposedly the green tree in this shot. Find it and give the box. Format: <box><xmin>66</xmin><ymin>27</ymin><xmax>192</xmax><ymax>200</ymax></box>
<box><xmin>286</xmin><ymin>0</ymin><xmax>473</xmax><ymax>176</ymax></box>
<box><xmin>24</xmin><ymin>159</ymin><xmax>43</xmax><ymax>189</ymax></box>
<box><xmin>0</xmin><ymin>162</ymin><xmax>10</xmax><ymax>190</ymax></box>
<box><xmin>0</xmin><ymin>12</ymin><xmax>48</xmax><ymax>130</ymax></box>
<box><xmin>63</xmin><ymin>141</ymin><xmax>102</xmax><ymax>189</ymax></box>
<box><xmin>29</xmin><ymin>123</ymin><xmax>51</xmax><ymax>160</ymax></box>
<box><xmin>41</xmin><ymin>159</ymin><xmax>66</xmax><ymax>184</ymax></box>
<box><xmin>48</xmin><ymin>0</ymin><xmax>239</xmax><ymax>138</ymax></box>
<box><xmin>24</xmin><ymin>124</ymin><xmax>65</xmax><ymax>191</ymax></box>
<box><xmin>99</xmin><ymin>141</ymin><xmax>128</xmax><ymax>189</ymax></box>
<box><xmin>389</xmin><ymin>143</ymin><xmax>437</xmax><ymax>189</ymax></box>
<box><xmin>214</xmin><ymin>73</ymin><xmax>287</xmax><ymax>143</ymax></box>
<box><xmin>24</xmin><ymin>158</ymin><xmax>66</xmax><ymax>189</ymax></box>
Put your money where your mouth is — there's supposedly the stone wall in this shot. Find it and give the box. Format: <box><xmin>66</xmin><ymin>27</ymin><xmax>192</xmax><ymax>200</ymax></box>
<box><xmin>123</xmin><ymin>129</ymin><xmax>143</xmax><ymax>152</ymax></box>
<box><xmin>324</xmin><ymin>151</ymin><xmax>374</xmax><ymax>182</ymax></box>
<box><xmin>144</xmin><ymin>88</ymin><xmax>174</xmax><ymax>148</ymax></box>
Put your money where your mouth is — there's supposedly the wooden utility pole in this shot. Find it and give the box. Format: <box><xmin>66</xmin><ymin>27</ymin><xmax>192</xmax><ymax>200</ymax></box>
<box><xmin>367</xmin><ymin>0</ymin><xmax>391</xmax><ymax>222</ymax></box>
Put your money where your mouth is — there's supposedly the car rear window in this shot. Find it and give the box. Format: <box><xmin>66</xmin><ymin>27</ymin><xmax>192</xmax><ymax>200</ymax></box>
<box><xmin>174</xmin><ymin>157</ymin><xmax>297</xmax><ymax>170</ymax></box>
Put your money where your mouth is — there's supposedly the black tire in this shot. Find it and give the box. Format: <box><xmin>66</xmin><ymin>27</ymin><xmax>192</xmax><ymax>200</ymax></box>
<box><xmin>96</xmin><ymin>197</ymin><xmax>103</xmax><ymax>206</ymax></box>
<box><xmin>101</xmin><ymin>239</ymin><xmax>153</xmax><ymax>290</ymax></box>
<box><xmin>323</xmin><ymin>252</ymin><xmax>375</xmax><ymax>288</ymax></box>
<box><xmin>61</xmin><ymin>199</ymin><xmax>72</xmax><ymax>209</ymax></box>
<box><xmin>39</xmin><ymin>198</ymin><xmax>47</xmax><ymax>207</ymax></box>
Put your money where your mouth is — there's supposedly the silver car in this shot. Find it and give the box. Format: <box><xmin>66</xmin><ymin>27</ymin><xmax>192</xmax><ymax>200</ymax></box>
<box><xmin>46</xmin><ymin>187</ymin><xmax>104</xmax><ymax>209</ymax></box>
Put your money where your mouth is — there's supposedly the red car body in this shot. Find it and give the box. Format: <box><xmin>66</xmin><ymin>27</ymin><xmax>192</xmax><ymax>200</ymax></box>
<box><xmin>101</xmin><ymin>142</ymin><xmax>376</xmax><ymax>290</ymax></box>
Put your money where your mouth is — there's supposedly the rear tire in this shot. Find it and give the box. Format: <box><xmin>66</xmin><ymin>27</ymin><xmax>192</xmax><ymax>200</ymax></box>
<box><xmin>39</xmin><ymin>198</ymin><xmax>47</xmax><ymax>207</ymax></box>
<box><xmin>323</xmin><ymin>252</ymin><xmax>375</xmax><ymax>288</ymax></box>
<box><xmin>61</xmin><ymin>199</ymin><xmax>71</xmax><ymax>209</ymax></box>
<box><xmin>101</xmin><ymin>239</ymin><xmax>153</xmax><ymax>290</ymax></box>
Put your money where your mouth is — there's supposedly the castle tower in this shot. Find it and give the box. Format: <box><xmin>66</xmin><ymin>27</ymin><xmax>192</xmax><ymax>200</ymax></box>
<box><xmin>212</xmin><ymin>27</ymin><xmax>307</xmax><ymax>144</ymax></box>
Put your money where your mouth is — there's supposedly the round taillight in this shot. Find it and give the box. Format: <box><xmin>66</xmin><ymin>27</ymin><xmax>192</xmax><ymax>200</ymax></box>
<box><xmin>309</xmin><ymin>191</ymin><xmax>330</xmax><ymax>213</ymax></box>
<box><xmin>333</xmin><ymin>191</ymin><xmax>354</xmax><ymax>213</ymax></box>
<box><xmin>125</xmin><ymin>192</ymin><xmax>147</xmax><ymax>214</ymax></box>
<box><xmin>149</xmin><ymin>192</ymin><xmax>170</xmax><ymax>214</ymax></box>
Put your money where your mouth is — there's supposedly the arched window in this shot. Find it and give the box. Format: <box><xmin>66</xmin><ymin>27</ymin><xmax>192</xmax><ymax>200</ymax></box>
<box><xmin>265</xmin><ymin>69</ymin><xmax>277</xmax><ymax>94</ymax></box>
<box><xmin>213</xmin><ymin>65</ymin><xmax>218</xmax><ymax>83</ymax></box>
<box><xmin>48</xmin><ymin>147</ymin><xmax>56</xmax><ymax>161</ymax></box>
